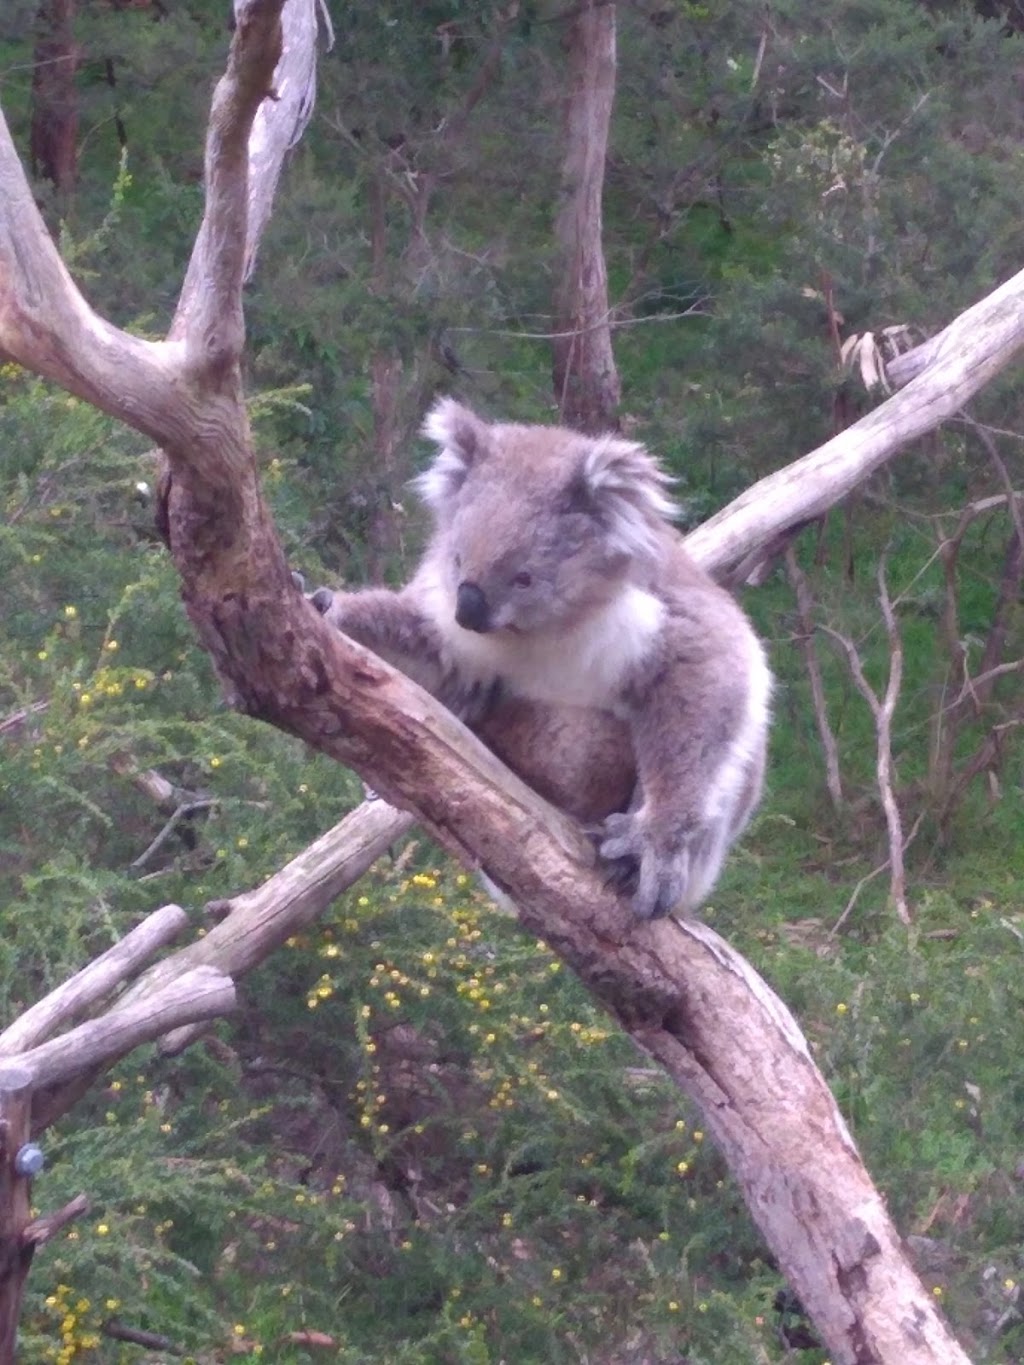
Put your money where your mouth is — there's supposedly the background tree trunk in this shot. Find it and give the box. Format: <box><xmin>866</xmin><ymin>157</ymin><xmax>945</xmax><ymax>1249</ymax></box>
<box><xmin>552</xmin><ymin>0</ymin><xmax>620</xmax><ymax>433</ymax></box>
<box><xmin>29</xmin><ymin>0</ymin><xmax>78</xmax><ymax>194</ymax></box>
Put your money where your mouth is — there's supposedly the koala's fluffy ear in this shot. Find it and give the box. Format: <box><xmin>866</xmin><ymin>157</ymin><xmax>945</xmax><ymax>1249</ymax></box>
<box><xmin>415</xmin><ymin>398</ymin><xmax>490</xmax><ymax>510</ymax></box>
<box><xmin>579</xmin><ymin>436</ymin><xmax>678</xmax><ymax>559</ymax></box>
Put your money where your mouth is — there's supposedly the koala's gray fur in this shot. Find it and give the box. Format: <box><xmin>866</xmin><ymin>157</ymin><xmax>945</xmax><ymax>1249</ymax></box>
<box><xmin>315</xmin><ymin>398</ymin><xmax>771</xmax><ymax>919</ymax></box>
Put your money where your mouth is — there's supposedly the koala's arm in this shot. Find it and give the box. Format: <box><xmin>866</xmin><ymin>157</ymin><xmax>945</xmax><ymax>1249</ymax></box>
<box><xmin>314</xmin><ymin>586</ymin><xmax>442</xmax><ymax>686</ymax></box>
<box><xmin>311</xmin><ymin>585</ymin><xmax>498</xmax><ymax>724</ymax></box>
<box><xmin>600</xmin><ymin>601</ymin><xmax>770</xmax><ymax>920</ymax></box>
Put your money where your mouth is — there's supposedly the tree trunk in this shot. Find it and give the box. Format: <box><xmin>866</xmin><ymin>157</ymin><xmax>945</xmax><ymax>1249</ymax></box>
<box><xmin>552</xmin><ymin>0</ymin><xmax>620</xmax><ymax>433</ymax></box>
<box><xmin>29</xmin><ymin>0</ymin><xmax>79</xmax><ymax>194</ymax></box>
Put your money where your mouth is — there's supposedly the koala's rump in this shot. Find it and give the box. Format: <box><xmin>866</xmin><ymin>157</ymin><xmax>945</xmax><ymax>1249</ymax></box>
<box><xmin>476</xmin><ymin>697</ymin><xmax>634</xmax><ymax>827</ymax></box>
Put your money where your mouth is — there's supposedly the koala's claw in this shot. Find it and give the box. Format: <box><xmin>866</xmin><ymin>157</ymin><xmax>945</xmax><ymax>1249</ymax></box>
<box><xmin>598</xmin><ymin>811</ymin><xmax>692</xmax><ymax>920</ymax></box>
<box><xmin>603</xmin><ymin>854</ymin><xmax>640</xmax><ymax>897</ymax></box>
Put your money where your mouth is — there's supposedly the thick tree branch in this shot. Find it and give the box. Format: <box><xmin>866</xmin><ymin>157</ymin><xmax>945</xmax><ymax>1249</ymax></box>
<box><xmin>686</xmin><ymin>263</ymin><xmax>1024</xmax><ymax>575</ymax></box>
<box><xmin>243</xmin><ymin>0</ymin><xmax>324</xmax><ymax>280</ymax></box>
<box><xmin>0</xmin><ymin>113</ymin><xmax>182</xmax><ymax>439</ymax></box>
<box><xmin>172</xmin><ymin>0</ymin><xmax>284</xmax><ymax>363</ymax></box>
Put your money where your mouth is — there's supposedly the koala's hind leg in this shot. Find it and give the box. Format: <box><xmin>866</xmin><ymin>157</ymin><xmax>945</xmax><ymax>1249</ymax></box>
<box><xmin>599</xmin><ymin>640</ymin><xmax>769</xmax><ymax>919</ymax></box>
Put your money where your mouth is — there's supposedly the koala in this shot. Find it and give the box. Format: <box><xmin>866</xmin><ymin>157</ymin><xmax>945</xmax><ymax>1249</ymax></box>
<box><xmin>313</xmin><ymin>398</ymin><xmax>771</xmax><ymax>920</ymax></box>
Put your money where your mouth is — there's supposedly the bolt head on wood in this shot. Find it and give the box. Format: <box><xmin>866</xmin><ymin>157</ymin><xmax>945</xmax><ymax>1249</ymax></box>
<box><xmin>14</xmin><ymin>1143</ymin><xmax>44</xmax><ymax>1177</ymax></box>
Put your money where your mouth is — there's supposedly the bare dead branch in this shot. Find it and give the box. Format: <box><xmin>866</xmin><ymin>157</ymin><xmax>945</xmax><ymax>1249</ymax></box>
<box><xmin>0</xmin><ymin>1067</ymin><xmax>33</xmax><ymax>1357</ymax></box>
<box><xmin>831</xmin><ymin>813</ymin><xmax>926</xmax><ymax>937</ymax></box>
<box><xmin>822</xmin><ymin>562</ymin><xmax>910</xmax><ymax>923</ymax></box>
<box><xmin>243</xmin><ymin>0</ymin><xmax>323</xmax><ymax>280</ymax></box>
<box><xmin>122</xmin><ymin>799</ymin><xmax>416</xmax><ymax>1053</ymax></box>
<box><xmin>940</xmin><ymin>713</ymin><xmax>1024</xmax><ymax>824</ymax></box>
<box><xmin>22</xmin><ymin>1194</ymin><xmax>90</xmax><ymax>1249</ymax></box>
<box><xmin>102</xmin><ymin>1321</ymin><xmax>185</xmax><ymax>1355</ymax></box>
<box><xmin>0</xmin><ymin>967</ymin><xmax>235</xmax><ymax>1091</ymax></box>
<box><xmin>947</xmin><ymin>659</ymin><xmax>1024</xmax><ymax>714</ymax></box>
<box><xmin>129</xmin><ymin>800</ymin><xmax>218</xmax><ymax>870</ymax></box>
<box><xmin>172</xmin><ymin>0</ymin><xmax>283</xmax><ymax>364</ymax></box>
<box><xmin>874</xmin><ymin>567</ymin><xmax>909</xmax><ymax>923</ymax></box>
<box><xmin>784</xmin><ymin>548</ymin><xmax>844</xmax><ymax>809</ymax></box>
<box><xmin>0</xmin><ymin>113</ymin><xmax>181</xmax><ymax>438</ymax></box>
<box><xmin>0</xmin><ymin>904</ymin><xmax>189</xmax><ymax>1056</ymax></box>
<box><xmin>961</xmin><ymin>414</ymin><xmax>1024</xmax><ymax>550</ymax></box>
<box><xmin>107</xmin><ymin>754</ymin><xmax>181</xmax><ymax>811</ymax></box>
<box><xmin>0</xmin><ymin>701</ymin><xmax>48</xmax><ymax>739</ymax></box>
<box><xmin>687</xmin><ymin>264</ymin><xmax>1024</xmax><ymax>576</ymax></box>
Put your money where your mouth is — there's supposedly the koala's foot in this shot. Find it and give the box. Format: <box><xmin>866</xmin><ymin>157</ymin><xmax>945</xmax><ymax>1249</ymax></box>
<box><xmin>598</xmin><ymin>811</ymin><xmax>699</xmax><ymax>921</ymax></box>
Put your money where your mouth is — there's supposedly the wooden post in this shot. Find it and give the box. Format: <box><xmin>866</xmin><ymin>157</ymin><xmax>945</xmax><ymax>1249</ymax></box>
<box><xmin>0</xmin><ymin>1063</ymin><xmax>35</xmax><ymax>1361</ymax></box>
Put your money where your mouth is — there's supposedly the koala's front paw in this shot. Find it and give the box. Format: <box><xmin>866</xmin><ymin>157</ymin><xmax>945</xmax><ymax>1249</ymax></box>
<box><xmin>598</xmin><ymin>811</ymin><xmax>694</xmax><ymax>921</ymax></box>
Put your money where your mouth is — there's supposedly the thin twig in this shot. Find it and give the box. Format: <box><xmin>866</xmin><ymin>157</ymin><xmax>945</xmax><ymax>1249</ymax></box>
<box><xmin>822</xmin><ymin>559</ymin><xmax>910</xmax><ymax>924</ymax></box>
<box><xmin>785</xmin><ymin>548</ymin><xmax>844</xmax><ymax>810</ymax></box>
<box><xmin>102</xmin><ymin>1321</ymin><xmax>185</xmax><ymax>1355</ymax></box>
<box><xmin>130</xmin><ymin>800</ymin><xmax>219</xmax><ymax>870</ymax></box>
<box><xmin>22</xmin><ymin>1194</ymin><xmax>90</xmax><ymax>1249</ymax></box>
<box><xmin>831</xmin><ymin>812</ymin><xmax>925</xmax><ymax>936</ymax></box>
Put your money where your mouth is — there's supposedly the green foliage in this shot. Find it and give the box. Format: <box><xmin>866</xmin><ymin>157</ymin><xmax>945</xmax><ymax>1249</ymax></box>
<box><xmin>2</xmin><ymin>0</ymin><xmax>1024</xmax><ymax>1359</ymax></box>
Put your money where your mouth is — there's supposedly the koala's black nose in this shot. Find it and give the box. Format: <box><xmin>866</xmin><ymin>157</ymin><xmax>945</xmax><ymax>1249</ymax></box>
<box><xmin>456</xmin><ymin>581</ymin><xmax>490</xmax><ymax>632</ymax></box>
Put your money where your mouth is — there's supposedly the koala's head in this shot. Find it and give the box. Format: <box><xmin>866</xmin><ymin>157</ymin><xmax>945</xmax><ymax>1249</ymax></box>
<box><xmin>415</xmin><ymin>398</ymin><xmax>677</xmax><ymax>636</ymax></box>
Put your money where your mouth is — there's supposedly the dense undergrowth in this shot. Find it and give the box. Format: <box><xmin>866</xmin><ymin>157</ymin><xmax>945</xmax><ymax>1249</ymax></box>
<box><xmin>2</xmin><ymin>0</ymin><xmax>1024</xmax><ymax>1360</ymax></box>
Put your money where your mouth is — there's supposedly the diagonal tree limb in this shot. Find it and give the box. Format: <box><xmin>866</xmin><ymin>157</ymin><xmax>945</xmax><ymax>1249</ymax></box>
<box><xmin>686</xmin><ymin>263</ymin><xmax>1024</xmax><ymax>575</ymax></box>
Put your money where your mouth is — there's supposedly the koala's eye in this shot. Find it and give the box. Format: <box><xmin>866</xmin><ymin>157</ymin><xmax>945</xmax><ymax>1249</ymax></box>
<box><xmin>453</xmin><ymin>552</ymin><xmax>462</xmax><ymax>572</ymax></box>
<box><xmin>512</xmin><ymin>571</ymin><xmax>533</xmax><ymax>589</ymax></box>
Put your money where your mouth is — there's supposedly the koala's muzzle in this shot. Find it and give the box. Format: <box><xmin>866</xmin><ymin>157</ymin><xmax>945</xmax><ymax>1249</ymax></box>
<box><xmin>455</xmin><ymin>581</ymin><xmax>490</xmax><ymax>633</ymax></box>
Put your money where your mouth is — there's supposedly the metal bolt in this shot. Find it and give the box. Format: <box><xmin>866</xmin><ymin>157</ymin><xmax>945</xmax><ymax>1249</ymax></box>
<box><xmin>14</xmin><ymin>1143</ymin><xmax>44</xmax><ymax>1177</ymax></box>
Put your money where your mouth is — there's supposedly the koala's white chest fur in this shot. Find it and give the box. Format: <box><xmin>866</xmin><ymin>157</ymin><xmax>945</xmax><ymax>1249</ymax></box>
<box><xmin>421</xmin><ymin>570</ymin><xmax>666</xmax><ymax>708</ymax></box>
